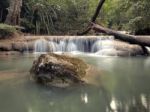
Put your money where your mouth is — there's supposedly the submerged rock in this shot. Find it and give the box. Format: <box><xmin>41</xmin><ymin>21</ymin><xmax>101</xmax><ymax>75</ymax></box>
<box><xmin>30</xmin><ymin>53</ymin><xmax>88</xmax><ymax>87</ymax></box>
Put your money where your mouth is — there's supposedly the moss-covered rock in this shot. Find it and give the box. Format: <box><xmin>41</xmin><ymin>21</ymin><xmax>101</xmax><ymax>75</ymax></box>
<box><xmin>30</xmin><ymin>53</ymin><xmax>88</xmax><ymax>87</ymax></box>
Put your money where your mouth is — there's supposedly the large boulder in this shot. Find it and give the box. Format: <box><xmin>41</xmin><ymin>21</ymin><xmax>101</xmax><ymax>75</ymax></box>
<box><xmin>30</xmin><ymin>53</ymin><xmax>88</xmax><ymax>87</ymax></box>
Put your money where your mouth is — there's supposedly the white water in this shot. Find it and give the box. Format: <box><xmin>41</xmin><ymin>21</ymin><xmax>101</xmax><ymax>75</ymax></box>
<box><xmin>34</xmin><ymin>39</ymin><xmax>49</xmax><ymax>52</ymax></box>
<box><xmin>34</xmin><ymin>36</ymin><xmax>115</xmax><ymax>55</ymax></box>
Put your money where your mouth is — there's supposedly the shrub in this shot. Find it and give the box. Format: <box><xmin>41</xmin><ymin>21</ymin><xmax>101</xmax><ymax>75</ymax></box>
<box><xmin>0</xmin><ymin>24</ymin><xmax>17</xmax><ymax>38</ymax></box>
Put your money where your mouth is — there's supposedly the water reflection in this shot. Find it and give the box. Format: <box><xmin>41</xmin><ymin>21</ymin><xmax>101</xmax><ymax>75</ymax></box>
<box><xmin>108</xmin><ymin>94</ymin><xmax>150</xmax><ymax>112</ymax></box>
<box><xmin>81</xmin><ymin>93</ymin><xmax>88</xmax><ymax>104</ymax></box>
<box><xmin>0</xmin><ymin>55</ymin><xmax>150</xmax><ymax>112</ymax></box>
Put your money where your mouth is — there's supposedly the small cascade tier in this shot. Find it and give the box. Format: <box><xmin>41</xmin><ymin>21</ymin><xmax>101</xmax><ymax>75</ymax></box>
<box><xmin>33</xmin><ymin>36</ymin><xmax>114</xmax><ymax>53</ymax></box>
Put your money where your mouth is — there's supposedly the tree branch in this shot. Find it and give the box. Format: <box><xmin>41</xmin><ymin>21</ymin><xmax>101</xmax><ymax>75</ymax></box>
<box><xmin>77</xmin><ymin>0</ymin><xmax>105</xmax><ymax>35</ymax></box>
<box><xmin>91</xmin><ymin>0</ymin><xmax>106</xmax><ymax>22</ymax></box>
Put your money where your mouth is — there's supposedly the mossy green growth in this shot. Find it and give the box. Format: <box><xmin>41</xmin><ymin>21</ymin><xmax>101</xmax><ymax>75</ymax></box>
<box><xmin>0</xmin><ymin>24</ymin><xmax>17</xmax><ymax>38</ymax></box>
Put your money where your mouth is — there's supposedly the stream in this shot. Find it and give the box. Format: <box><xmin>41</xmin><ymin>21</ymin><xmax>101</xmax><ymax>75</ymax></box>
<box><xmin>0</xmin><ymin>54</ymin><xmax>150</xmax><ymax>112</ymax></box>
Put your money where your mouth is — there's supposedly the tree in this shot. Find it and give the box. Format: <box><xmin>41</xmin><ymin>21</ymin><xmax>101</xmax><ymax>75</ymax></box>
<box><xmin>78</xmin><ymin>0</ymin><xmax>150</xmax><ymax>55</ymax></box>
<box><xmin>5</xmin><ymin>0</ymin><xmax>22</xmax><ymax>25</ymax></box>
<box><xmin>20</xmin><ymin>0</ymin><xmax>97</xmax><ymax>35</ymax></box>
<box><xmin>102</xmin><ymin>0</ymin><xmax>150</xmax><ymax>35</ymax></box>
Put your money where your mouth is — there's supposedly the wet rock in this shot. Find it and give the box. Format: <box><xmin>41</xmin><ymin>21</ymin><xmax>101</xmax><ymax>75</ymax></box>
<box><xmin>0</xmin><ymin>42</ymin><xmax>13</xmax><ymax>51</ymax></box>
<box><xmin>30</xmin><ymin>53</ymin><xmax>88</xmax><ymax>87</ymax></box>
<box><xmin>96</xmin><ymin>40</ymin><xmax>144</xmax><ymax>56</ymax></box>
<box><xmin>113</xmin><ymin>41</ymin><xmax>144</xmax><ymax>56</ymax></box>
<box><xmin>12</xmin><ymin>42</ymin><xmax>28</xmax><ymax>52</ymax></box>
<box><xmin>27</xmin><ymin>41</ymin><xmax>35</xmax><ymax>51</ymax></box>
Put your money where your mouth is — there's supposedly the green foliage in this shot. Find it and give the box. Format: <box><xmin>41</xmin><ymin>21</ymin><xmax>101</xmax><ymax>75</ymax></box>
<box><xmin>55</xmin><ymin>0</ymin><xmax>91</xmax><ymax>35</ymax></box>
<box><xmin>1</xmin><ymin>0</ymin><xmax>149</xmax><ymax>35</ymax></box>
<box><xmin>21</xmin><ymin>0</ymin><xmax>98</xmax><ymax>35</ymax></box>
<box><xmin>0</xmin><ymin>24</ymin><xmax>17</xmax><ymax>38</ymax></box>
<box><xmin>102</xmin><ymin>0</ymin><xmax>150</xmax><ymax>34</ymax></box>
<box><xmin>21</xmin><ymin>0</ymin><xmax>59</xmax><ymax>34</ymax></box>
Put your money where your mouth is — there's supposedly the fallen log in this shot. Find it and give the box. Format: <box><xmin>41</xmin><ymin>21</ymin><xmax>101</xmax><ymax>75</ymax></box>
<box><xmin>91</xmin><ymin>23</ymin><xmax>150</xmax><ymax>55</ymax></box>
<box><xmin>5</xmin><ymin>0</ymin><xmax>22</xmax><ymax>25</ymax></box>
<box><xmin>92</xmin><ymin>23</ymin><xmax>150</xmax><ymax>47</ymax></box>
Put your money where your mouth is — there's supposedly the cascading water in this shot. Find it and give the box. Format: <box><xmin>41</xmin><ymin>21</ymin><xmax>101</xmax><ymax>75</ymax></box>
<box><xmin>49</xmin><ymin>41</ymin><xmax>58</xmax><ymax>52</ymax></box>
<box><xmin>92</xmin><ymin>36</ymin><xmax>115</xmax><ymax>55</ymax></box>
<box><xmin>58</xmin><ymin>41</ymin><xmax>66</xmax><ymax>52</ymax></box>
<box><xmin>33</xmin><ymin>36</ymin><xmax>115</xmax><ymax>55</ymax></box>
<box><xmin>66</xmin><ymin>41</ymin><xmax>77</xmax><ymax>52</ymax></box>
<box><xmin>34</xmin><ymin>38</ymin><xmax>48</xmax><ymax>52</ymax></box>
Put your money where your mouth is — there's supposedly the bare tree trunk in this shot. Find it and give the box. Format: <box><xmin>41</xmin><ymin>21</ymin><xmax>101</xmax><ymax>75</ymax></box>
<box><xmin>77</xmin><ymin>0</ymin><xmax>105</xmax><ymax>35</ymax></box>
<box><xmin>5</xmin><ymin>0</ymin><xmax>22</xmax><ymax>25</ymax></box>
<box><xmin>91</xmin><ymin>0</ymin><xmax>106</xmax><ymax>22</ymax></box>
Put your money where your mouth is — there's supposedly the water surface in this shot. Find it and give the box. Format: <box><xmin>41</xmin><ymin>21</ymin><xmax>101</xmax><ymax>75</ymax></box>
<box><xmin>0</xmin><ymin>54</ymin><xmax>150</xmax><ymax>112</ymax></box>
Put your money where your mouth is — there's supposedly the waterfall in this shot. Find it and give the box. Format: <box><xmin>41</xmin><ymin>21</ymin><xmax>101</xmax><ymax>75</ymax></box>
<box><xmin>66</xmin><ymin>41</ymin><xmax>77</xmax><ymax>52</ymax></box>
<box><xmin>58</xmin><ymin>41</ymin><xmax>66</xmax><ymax>52</ymax></box>
<box><xmin>92</xmin><ymin>36</ymin><xmax>114</xmax><ymax>53</ymax></box>
<box><xmin>49</xmin><ymin>41</ymin><xmax>58</xmax><ymax>52</ymax></box>
<box><xmin>34</xmin><ymin>39</ymin><xmax>49</xmax><ymax>52</ymax></box>
<box><xmin>33</xmin><ymin>36</ymin><xmax>115</xmax><ymax>55</ymax></box>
